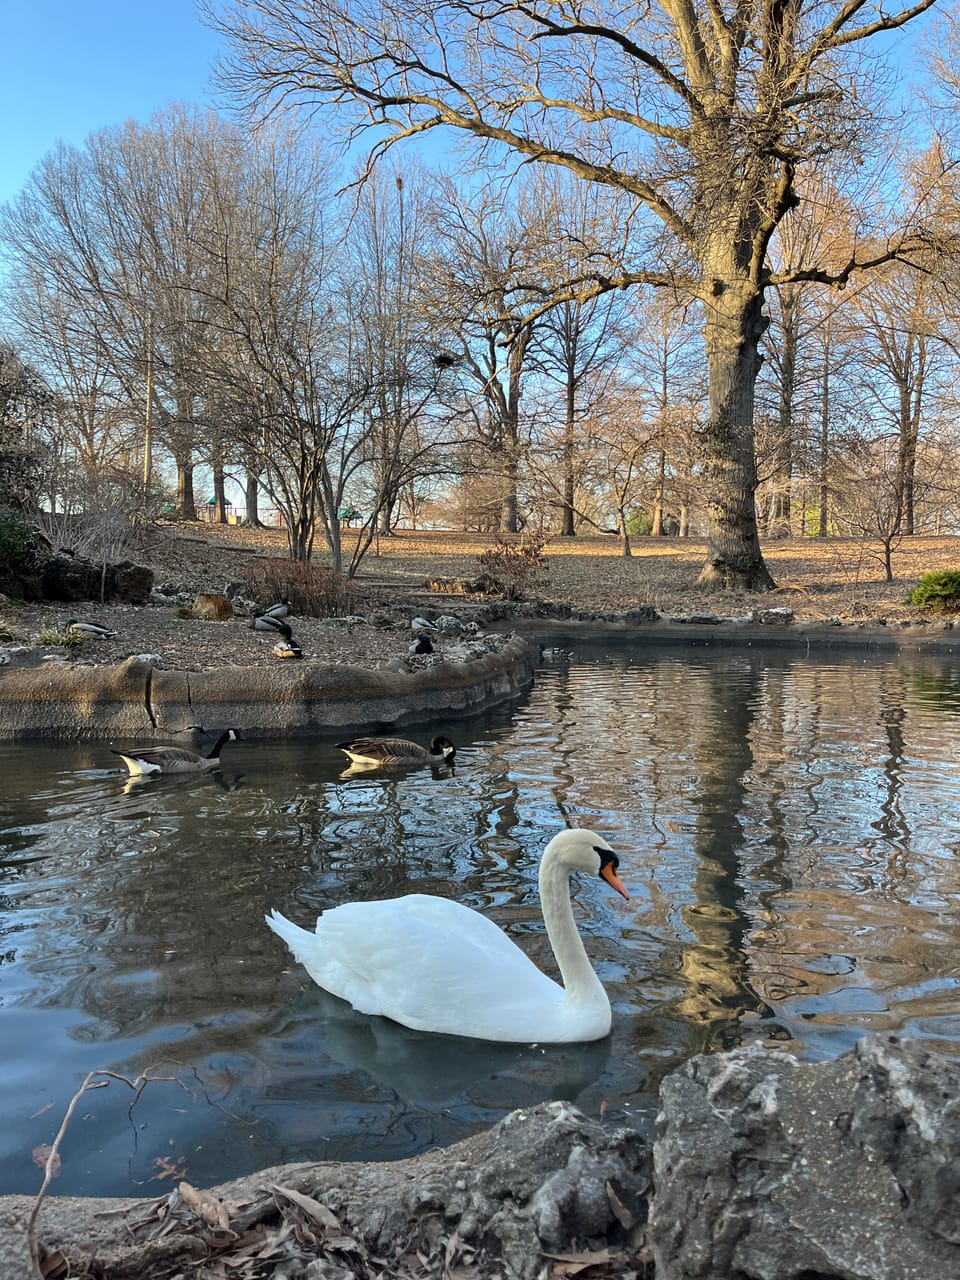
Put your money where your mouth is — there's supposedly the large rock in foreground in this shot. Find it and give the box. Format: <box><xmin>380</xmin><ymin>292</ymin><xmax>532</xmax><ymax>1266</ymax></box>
<box><xmin>3</xmin><ymin>1102</ymin><xmax>651</xmax><ymax>1280</ymax></box>
<box><xmin>3</xmin><ymin>1035</ymin><xmax>959</xmax><ymax>1278</ymax></box>
<box><xmin>651</xmin><ymin>1033</ymin><xmax>960</xmax><ymax>1279</ymax></box>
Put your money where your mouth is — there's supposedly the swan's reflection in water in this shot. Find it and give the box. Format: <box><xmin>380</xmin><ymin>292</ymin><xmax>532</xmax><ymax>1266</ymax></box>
<box><xmin>289</xmin><ymin>985</ymin><xmax>612</xmax><ymax>1110</ymax></box>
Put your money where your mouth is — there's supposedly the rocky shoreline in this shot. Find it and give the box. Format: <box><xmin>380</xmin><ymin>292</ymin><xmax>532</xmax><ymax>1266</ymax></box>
<box><xmin>0</xmin><ymin>633</ymin><xmax>534</xmax><ymax>742</ymax></box>
<box><xmin>3</xmin><ymin>591</ymin><xmax>960</xmax><ymax>744</ymax></box>
<box><xmin>3</xmin><ymin>1032</ymin><xmax>957</xmax><ymax>1280</ymax></box>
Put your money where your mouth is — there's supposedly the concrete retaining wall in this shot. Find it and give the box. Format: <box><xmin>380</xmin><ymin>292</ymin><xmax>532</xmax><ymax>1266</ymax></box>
<box><xmin>0</xmin><ymin>638</ymin><xmax>535</xmax><ymax>741</ymax></box>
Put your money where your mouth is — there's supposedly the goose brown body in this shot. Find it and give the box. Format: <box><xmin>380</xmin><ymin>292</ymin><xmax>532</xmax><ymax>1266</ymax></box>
<box><xmin>112</xmin><ymin>728</ymin><xmax>241</xmax><ymax>775</ymax></box>
<box><xmin>335</xmin><ymin>735</ymin><xmax>455</xmax><ymax>765</ymax></box>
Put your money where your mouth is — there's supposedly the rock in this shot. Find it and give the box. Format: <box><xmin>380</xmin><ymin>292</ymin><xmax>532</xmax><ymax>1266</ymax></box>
<box><xmin>40</xmin><ymin>552</ymin><xmax>106</xmax><ymax>601</ymax></box>
<box><xmin>754</xmin><ymin>606</ymin><xmax>795</xmax><ymax>625</ymax></box>
<box><xmin>434</xmin><ymin>614</ymin><xmax>473</xmax><ymax>635</ymax></box>
<box><xmin>6</xmin><ymin>1102</ymin><xmax>650</xmax><ymax>1280</ymax></box>
<box><xmin>40</xmin><ymin>552</ymin><xmax>153</xmax><ymax>605</ymax></box>
<box><xmin>377</xmin><ymin>657</ymin><xmax>411</xmax><ymax>674</ymax></box>
<box><xmin>111</xmin><ymin>560</ymin><xmax>154</xmax><ymax>604</ymax></box>
<box><xmin>651</xmin><ymin>1034</ymin><xmax>960</xmax><ymax>1280</ymax></box>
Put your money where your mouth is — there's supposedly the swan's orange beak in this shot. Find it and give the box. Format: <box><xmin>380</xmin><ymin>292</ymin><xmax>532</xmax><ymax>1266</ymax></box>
<box><xmin>601</xmin><ymin>862</ymin><xmax>630</xmax><ymax>899</ymax></box>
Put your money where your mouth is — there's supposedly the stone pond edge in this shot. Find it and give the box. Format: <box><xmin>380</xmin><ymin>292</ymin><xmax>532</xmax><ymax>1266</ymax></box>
<box><xmin>0</xmin><ymin>636</ymin><xmax>536</xmax><ymax>742</ymax></box>
<box><xmin>3</xmin><ymin>612</ymin><xmax>960</xmax><ymax>741</ymax></box>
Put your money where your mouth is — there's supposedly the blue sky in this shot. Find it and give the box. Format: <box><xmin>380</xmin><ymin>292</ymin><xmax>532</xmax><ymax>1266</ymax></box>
<box><xmin>1</xmin><ymin>0</ymin><xmax>224</xmax><ymax>207</ymax></box>
<box><xmin>0</xmin><ymin>0</ymin><xmax>935</xmax><ymax>214</ymax></box>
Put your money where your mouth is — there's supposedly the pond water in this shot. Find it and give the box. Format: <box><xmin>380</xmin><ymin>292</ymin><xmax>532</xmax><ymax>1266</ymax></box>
<box><xmin>2</xmin><ymin>639</ymin><xmax>960</xmax><ymax>1198</ymax></box>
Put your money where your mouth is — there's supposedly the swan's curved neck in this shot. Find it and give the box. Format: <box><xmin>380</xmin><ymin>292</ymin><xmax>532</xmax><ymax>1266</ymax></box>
<box><xmin>539</xmin><ymin>851</ymin><xmax>606</xmax><ymax>1009</ymax></box>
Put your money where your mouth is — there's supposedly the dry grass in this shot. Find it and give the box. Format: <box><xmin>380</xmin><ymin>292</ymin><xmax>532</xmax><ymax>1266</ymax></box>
<box><xmin>160</xmin><ymin>524</ymin><xmax>960</xmax><ymax>624</ymax></box>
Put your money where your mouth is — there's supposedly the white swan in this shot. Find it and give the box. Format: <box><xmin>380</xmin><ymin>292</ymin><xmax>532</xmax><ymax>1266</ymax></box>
<box><xmin>265</xmin><ymin>828</ymin><xmax>629</xmax><ymax>1044</ymax></box>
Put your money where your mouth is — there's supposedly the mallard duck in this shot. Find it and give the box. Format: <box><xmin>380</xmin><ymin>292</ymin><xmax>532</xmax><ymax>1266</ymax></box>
<box><xmin>538</xmin><ymin>643</ymin><xmax>573</xmax><ymax>660</ymax></box>
<box><xmin>249</xmin><ymin>615</ymin><xmax>293</xmax><ymax>637</ymax></box>
<box><xmin>273</xmin><ymin>637</ymin><xmax>303</xmax><ymax>659</ymax></box>
<box><xmin>409</xmin><ymin>633</ymin><xmax>434</xmax><ymax>655</ymax></box>
<box><xmin>265</xmin><ymin>827</ymin><xmax>629</xmax><ymax>1043</ymax></box>
<box><xmin>65</xmin><ymin>619</ymin><xmax>118</xmax><ymax>638</ymax></box>
<box><xmin>335</xmin><ymin>734</ymin><xmax>455</xmax><ymax>766</ymax></box>
<box><xmin>259</xmin><ymin>597</ymin><xmax>291</xmax><ymax>620</ymax></box>
<box><xmin>111</xmin><ymin>727</ymin><xmax>241</xmax><ymax>776</ymax></box>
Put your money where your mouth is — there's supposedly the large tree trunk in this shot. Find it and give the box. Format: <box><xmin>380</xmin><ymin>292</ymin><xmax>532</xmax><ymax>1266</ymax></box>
<box><xmin>244</xmin><ymin>464</ymin><xmax>262</xmax><ymax>526</ymax></box>
<box><xmin>560</xmin><ymin>380</ymin><xmax>576</xmax><ymax>536</ymax></box>
<box><xmin>175</xmin><ymin>456</ymin><xmax>195</xmax><ymax>521</ymax></box>
<box><xmin>212</xmin><ymin>462</ymin><xmax>228</xmax><ymax>524</ymax></box>
<box><xmin>695</xmin><ymin>288</ymin><xmax>775</xmax><ymax>592</ymax></box>
<box><xmin>499</xmin><ymin>428</ymin><xmax>520</xmax><ymax>534</ymax></box>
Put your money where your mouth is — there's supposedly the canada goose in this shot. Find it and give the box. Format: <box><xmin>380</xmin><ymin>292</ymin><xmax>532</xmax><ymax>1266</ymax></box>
<box><xmin>265</xmin><ymin>827</ymin><xmax>629</xmax><ymax>1043</ymax></box>
<box><xmin>259</xmin><ymin>597</ymin><xmax>291</xmax><ymax>620</ymax></box>
<box><xmin>409</xmin><ymin>633</ymin><xmax>434</xmax><ymax>655</ymax></box>
<box><xmin>335</xmin><ymin>735</ymin><xmax>455</xmax><ymax>766</ymax></box>
<box><xmin>273</xmin><ymin>637</ymin><xmax>303</xmax><ymax>659</ymax></box>
<box><xmin>111</xmin><ymin>727</ymin><xmax>241</xmax><ymax>776</ymax></box>
<box><xmin>249</xmin><ymin>615</ymin><xmax>293</xmax><ymax>637</ymax></box>
<box><xmin>65</xmin><ymin>619</ymin><xmax>118</xmax><ymax>638</ymax></box>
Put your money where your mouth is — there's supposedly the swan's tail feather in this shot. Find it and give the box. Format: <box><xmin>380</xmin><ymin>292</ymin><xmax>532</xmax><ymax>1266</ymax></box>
<box><xmin>265</xmin><ymin>908</ymin><xmax>319</xmax><ymax>964</ymax></box>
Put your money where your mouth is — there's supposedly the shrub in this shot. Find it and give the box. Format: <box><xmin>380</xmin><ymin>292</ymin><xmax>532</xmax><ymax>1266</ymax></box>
<box><xmin>907</xmin><ymin>570</ymin><xmax>960</xmax><ymax>613</ymax></box>
<box><xmin>476</xmin><ymin>536</ymin><xmax>549</xmax><ymax>601</ymax></box>
<box><xmin>625</xmin><ymin>509</ymin><xmax>653</xmax><ymax>537</ymax></box>
<box><xmin>34</xmin><ymin>624</ymin><xmax>84</xmax><ymax>648</ymax></box>
<box><xmin>243</xmin><ymin>557</ymin><xmax>358</xmax><ymax>618</ymax></box>
<box><xmin>0</xmin><ymin>504</ymin><xmax>32</xmax><ymax>566</ymax></box>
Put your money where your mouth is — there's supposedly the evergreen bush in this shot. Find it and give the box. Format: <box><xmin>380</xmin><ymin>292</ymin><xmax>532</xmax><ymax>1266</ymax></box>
<box><xmin>907</xmin><ymin>570</ymin><xmax>960</xmax><ymax>613</ymax></box>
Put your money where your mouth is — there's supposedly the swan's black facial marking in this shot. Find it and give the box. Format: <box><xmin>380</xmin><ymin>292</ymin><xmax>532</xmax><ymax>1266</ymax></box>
<box><xmin>595</xmin><ymin>846</ymin><xmax>619</xmax><ymax>876</ymax></box>
<box><xmin>596</xmin><ymin>846</ymin><xmax>630</xmax><ymax>899</ymax></box>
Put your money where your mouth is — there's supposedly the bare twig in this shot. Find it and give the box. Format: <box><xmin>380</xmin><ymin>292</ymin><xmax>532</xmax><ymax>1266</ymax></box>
<box><xmin>26</xmin><ymin>1061</ymin><xmax>244</xmax><ymax>1278</ymax></box>
<box><xmin>28</xmin><ymin>1072</ymin><xmax>110</xmax><ymax>1278</ymax></box>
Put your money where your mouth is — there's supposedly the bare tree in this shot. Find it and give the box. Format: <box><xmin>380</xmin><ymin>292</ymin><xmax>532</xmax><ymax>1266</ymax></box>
<box><xmin>0</xmin><ymin>108</ymin><xmax>250</xmax><ymax>520</ymax></box>
<box><xmin>344</xmin><ymin>165</ymin><xmax>464</xmax><ymax>547</ymax></box>
<box><xmin>626</xmin><ymin>291</ymin><xmax>705</xmax><ymax>536</ymax></box>
<box><xmin>210</xmin><ymin>0</ymin><xmax>935</xmax><ymax>591</ymax></box>
<box><xmin>583</xmin><ymin>385</ymin><xmax>657</xmax><ymax>555</ymax></box>
<box><xmin>0</xmin><ymin>343</ymin><xmax>52</xmax><ymax>512</ymax></box>
<box><xmin>833</xmin><ymin>436</ymin><xmax>910</xmax><ymax>582</ymax></box>
<box><xmin>421</xmin><ymin>177</ymin><xmax>546</xmax><ymax>533</ymax></box>
<box><xmin>526</xmin><ymin>172</ymin><xmax>631</xmax><ymax>535</ymax></box>
<box><xmin>196</xmin><ymin>130</ymin><xmax>366</xmax><ymax>564</ymax></box>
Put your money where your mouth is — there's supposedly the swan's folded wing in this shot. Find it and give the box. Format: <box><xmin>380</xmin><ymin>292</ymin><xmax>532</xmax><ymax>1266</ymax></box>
<box><xmin>313</xmin><ymin>895</ymin><xmax>564</xmax><ymax>1040</ymax></box>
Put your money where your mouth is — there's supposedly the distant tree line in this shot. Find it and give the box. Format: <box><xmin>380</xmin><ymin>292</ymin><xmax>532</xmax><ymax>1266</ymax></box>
<box><xmin>4</xmin><ymin>1</ymin><xmax>960</xmax><ymax>583</ymax></box>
